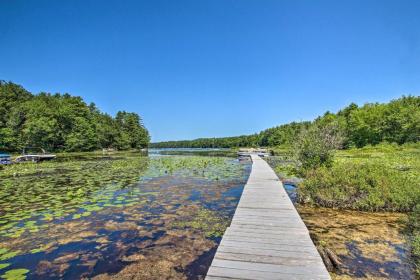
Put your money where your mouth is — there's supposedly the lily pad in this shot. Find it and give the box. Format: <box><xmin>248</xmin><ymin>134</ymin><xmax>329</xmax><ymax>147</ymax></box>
<box><xmin>0</xmin><ymin>251</ymin><xmax>19</xmax><ymax>261</ymax></box>
<box><xmin>0</xmin><ymin>264</ymin><xmax>10</xmax><ymax>270</ymax></box>
<box><xmin>0</xmin><ymin>268</ymin><xmax>29</xmax><ymax>280</ymax></box>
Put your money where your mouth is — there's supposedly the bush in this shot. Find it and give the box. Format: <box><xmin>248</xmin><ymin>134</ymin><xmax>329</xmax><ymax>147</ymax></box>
<box><xmin>409</xmin><ymin>206</ymin><xmax>420</xmax><ymax>276</ymax></box>
<box><xmin>294</xmin><ymin>123</ymin><xmax>343</xmax><ymax>171</ymax></box>
<box><xmin>299</xmin><ymin>161</ymin><xmax>420</xmax><ymax>212</ymax></box>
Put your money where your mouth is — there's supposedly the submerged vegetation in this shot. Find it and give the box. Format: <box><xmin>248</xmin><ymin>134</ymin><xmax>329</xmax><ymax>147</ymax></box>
<box><xmin>171</xmin><ymin>208</ymin><xmax>229</xmax><ymax>238</ymax></box>
<box><xmin>0</xmin><ymin>152</ymin><xmax>251</xmax><ymax>279</ymax></box>
<box><xmin>0</xmin><ymin>81</ymin><xmax>149</xmax><ymax>152</ymax></box>
<box><xmin>298</xmin><ymin>205</ymin><xmax>414</xmax><ymax>279</ymax></box>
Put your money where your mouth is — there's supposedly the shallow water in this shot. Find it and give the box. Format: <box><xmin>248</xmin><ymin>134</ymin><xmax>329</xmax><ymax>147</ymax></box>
<box><xmin>283</xmin><ymin>184</ymin><xmax>416</xmax><ymax>279</ymax></box>
<box><xmin>297</xmin><ymin>206</ymin><xmax>416</xmax><ymax>279</ymax></box>
<box><xmin>0</xmin><ymin>153</ymin><xmax>251</xmax><ymax>279</ymax></box>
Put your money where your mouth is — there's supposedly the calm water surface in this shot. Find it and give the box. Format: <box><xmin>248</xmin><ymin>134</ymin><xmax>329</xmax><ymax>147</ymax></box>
<box><xmin>283</xmin><ymin>182</ymin><xmax>416</xmax><ymax>279</ymax></box>
<box><xmin>0</xmin><ymin>153</ymin><xmax>251</xmax><ymax>279</ymax></box>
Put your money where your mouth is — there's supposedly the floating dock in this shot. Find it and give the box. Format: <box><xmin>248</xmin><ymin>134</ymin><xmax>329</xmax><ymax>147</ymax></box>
<box><xmin>206</xmin><ymin>154</ymin><xmax>331</xmax><ymax>280</ymax></box>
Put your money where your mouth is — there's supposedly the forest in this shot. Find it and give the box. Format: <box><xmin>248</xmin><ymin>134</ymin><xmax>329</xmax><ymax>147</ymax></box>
<box><xmin>151</xmin><ymin>95</ymin><xmax>419</xmax><ymax>149</ymax></box>
<box><xmin>0</xmin><ymin>81</ymin><xmax>150</xmax><ymax>152</ymax></box>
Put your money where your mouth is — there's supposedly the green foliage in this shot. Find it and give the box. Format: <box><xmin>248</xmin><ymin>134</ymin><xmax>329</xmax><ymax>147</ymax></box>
<box><xmin>299</xmin><ymin>149</ymin><xmax>420</xmax><ymax>212</ymax></box>
<box><xmin>346</xmin><ymin>96</ymin><xmax>420</xmax><ymax>147</ymax></box>
<box><xmin>0</xmin><ymin>129</ymin><xmax>15</xmax><ymax>151</ymax></box>
<box><xmin>259</xmin><ymin>121</ymin><xmax>311</xmax><ymax>147</ymax></box>
<box><xmin>0</xmin><ymin>81</ymin><xmax>149</xmax><ymax>152</ymax></box>
<box><xmin>151</xmin><ymin>134</ymin><xmax>260</xmax><ymax>149</ymax></box>
<box><xmin>64</xmin><ymin>117</ymin><xmax>96</xmax><ymax>151</ymax></box>
<box><xmin>409</xmin><ymin>205</ymin><xmax>420</xmax><ymax>277</ymax></box>
<box><xmin>294</xmin><ymin>123</ymin><xmax>343</xmax><ymax>171</ymax></box>
<box><xmin>157</xmin><ymin>149</ymin><xmax>237</xmax><ymax>157</ymax></box>
<box><xmin>115</xmin><ymin>111</ymin><xmax>149</xmax><ymax>149</ymax></box>
<box><xmin>151</xmin><ymin>96</ymin><xmax>419</xmax><ymax>149</ymax></box>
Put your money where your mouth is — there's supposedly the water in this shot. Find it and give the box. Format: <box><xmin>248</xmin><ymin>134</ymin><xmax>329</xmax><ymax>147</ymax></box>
<box><xmin>281</xmin><ymin>181</ymin><xmax>416</xmax><ymax>279</ymax></box>
<box><xmin>0</xmin><ymin>153</ymin><xmax>251</xmax><ymax>279</ymax></box>
<box><xmin>148</xmin><ymin>148</ymin><xmax>235</xmax><ymax>157</ymax></box>
<box><xmin>298</xmin><ymin>205</ymin><xmax>416</xmax><ymax>279</ymax></box>
<box><xmin>283</xmin><ymin>183</ymin><xmax>297</xmax><ymax>203</ymax></box>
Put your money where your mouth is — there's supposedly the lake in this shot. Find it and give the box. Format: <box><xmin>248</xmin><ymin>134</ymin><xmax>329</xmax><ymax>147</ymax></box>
<box><xmin>0</xmin><ymin>151</ymin><xmax>251</xmax><ymax>279</ymax></box>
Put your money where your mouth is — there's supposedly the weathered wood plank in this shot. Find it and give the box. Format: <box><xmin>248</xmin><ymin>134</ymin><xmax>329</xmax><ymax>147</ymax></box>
<box><xmin>222</xmin><ymin>235</ymin><xmax>314</xmax><ymax>246</ymax></box>
<box><xmin>217</xmin><ymin>245</ymin><xmax>323</xmax><ymax>259</ymax></box>
<box><xmin>228</xmin><ymin>224</ymin><xmax>308</xmax><ymax>232</ymax></box>
<box><xmin>223</xmin><ymin>230</ymin><xmax>312</xmax><ymax>241</ymax></box>
<box><xmin>205</xmin><ymin>155</ymin><xmax>330</xmax><ymax>280</ymax></box>
<box><xmin>220</xmin><ymin>240</ymin><xmax>319</xmax><ymax>253</ymax></box>
<box><xmin>207</xmin><ymin>266</ymin><xmax>329</xmax><ymax>280</ymax></box>
<box><xmin>211</xmin><ymin>259</ymin><xmax>330</xmax><ymax>277</ymax></box>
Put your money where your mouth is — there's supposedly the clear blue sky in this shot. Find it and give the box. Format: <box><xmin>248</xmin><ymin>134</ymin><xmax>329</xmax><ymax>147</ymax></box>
<box><xmin>1</xmin><ymin>0</ymin><xmax>419</xmax><ymax>142</ymax></box>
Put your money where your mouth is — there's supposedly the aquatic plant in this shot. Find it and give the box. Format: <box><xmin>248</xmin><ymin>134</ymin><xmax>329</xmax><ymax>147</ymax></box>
<box><xmin>0</xmin><ymin>263</ymin><xmax>10</xmax><ymax>270</ymax></box>
<box><xmin>0</xmin><ymin>268</ymin><xmax>29</xmax><ymax>280</ymax></box>
<box><xmin>0</xmin><ymin>153</ymin><xmax>250</xmax><ymax>279</ymax></box>
<box><xmin>171</xmin><ymin>208</ymin><xmax>229</xmax><ymax>238</ymax></box>
<box><xmin>142</xmin><ymin>156</ymin><xmax>246</xmax><ymax>181</ymax></box>
<box><xmin>0</xmin><ymin>155</ymin><xmax>152</xmax><ymax>239</ymax></box>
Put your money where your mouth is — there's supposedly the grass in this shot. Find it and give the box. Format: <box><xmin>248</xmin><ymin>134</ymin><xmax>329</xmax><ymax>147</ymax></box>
<box><xmin>318</xmin><ymin>143</ymin><xmax>420</xmax><ymax>212</ymax></box>
<box><xmin>300</xmin><ymin>159</ymin><xmax>419</xmax><ymax>212</ymax></box>
<box><xmin>267</xmin><ymin>142</ymin><xmax>420</xmax><ymax>212</ymax></box>
<box><xmin>408</xmin><ymin>205</ymin><xmax>420</xmax><ymax>277</ymax></box>
<box><xmin>267</xmin><ymin>142</ymin><xmax>420</xmax><ymax>276</ymax></box>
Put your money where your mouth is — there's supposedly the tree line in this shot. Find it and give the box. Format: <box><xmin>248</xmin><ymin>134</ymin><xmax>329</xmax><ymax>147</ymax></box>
<box><xmin>151</xmin><ymin>95</ymin><xmax>419</xmax><ymax>149</ymax></box>
<box><xmin>0</xmin><ymin>81</ymin><xmax>150</xmax><ymax>152</ymax></box>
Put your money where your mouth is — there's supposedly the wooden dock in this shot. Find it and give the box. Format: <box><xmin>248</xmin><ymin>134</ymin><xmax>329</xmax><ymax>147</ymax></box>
<box><xmin>206</xmin><ymin>154</ymin><xmax>331</xmax><ymax>280</ymax></box>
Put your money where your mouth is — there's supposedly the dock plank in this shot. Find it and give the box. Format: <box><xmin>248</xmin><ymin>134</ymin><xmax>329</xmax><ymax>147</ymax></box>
<box><xmin>205</xmin><ymin>155</ymin><xmax>330</xmax><ymax>279</ymax></box>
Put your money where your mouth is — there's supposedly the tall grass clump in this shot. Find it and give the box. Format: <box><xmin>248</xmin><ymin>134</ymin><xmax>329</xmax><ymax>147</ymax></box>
<box><xmin>408</xmin><ymin>206</ymin><xmax>420</xmax><ymax>277</ymax></box>
<box><xmin>299</xmin><ymin>161</ymin><xmax>419</xmax><ymax>212</ymax></box>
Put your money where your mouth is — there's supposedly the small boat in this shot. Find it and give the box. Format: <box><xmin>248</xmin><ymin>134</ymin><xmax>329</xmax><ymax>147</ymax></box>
<box><xmin>15</xmin><ymin>147</ymin><xmax>56</xmax><ymax>163</ymax></box>
<box><xmin>0</xmin><ymin>153</ymin><xmax>12</xmax><ymax>165</ymax></box>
